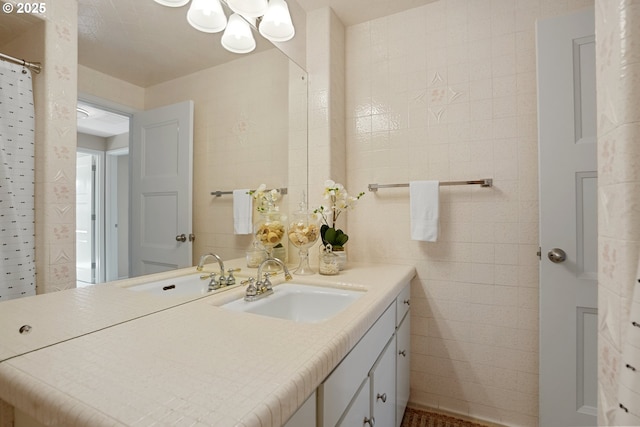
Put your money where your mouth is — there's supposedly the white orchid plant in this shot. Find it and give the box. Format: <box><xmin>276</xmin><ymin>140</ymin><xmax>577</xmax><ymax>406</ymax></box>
<box><xmin>314</xmin><ymin>180</ymin><xmax>365</xmax><ymax>250</ymax></box>
<box><xmin>249</xmin><ymin>184</ymin><xmax>281</xmax><ymax>212</ymax></box>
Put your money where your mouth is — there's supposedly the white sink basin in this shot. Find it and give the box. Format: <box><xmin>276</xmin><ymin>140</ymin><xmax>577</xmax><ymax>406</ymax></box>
<box><xmin>124</xmin><ymin>274</ymin><xmax>211</xmax><ymax>298</ymax></box>
<box><xmin>221</xmin><ymin>283</ymin><xmax>364</xmax><ymax>323</ymax></box>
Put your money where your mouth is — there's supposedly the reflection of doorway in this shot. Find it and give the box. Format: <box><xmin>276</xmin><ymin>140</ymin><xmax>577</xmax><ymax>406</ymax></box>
<box><xmin>76</xmin><ymin>151</ymin><xmax>99</xmax><ymax>286</ymax></box>
<box><xmin>106</xmin><ymin>147</ymin><xmax>129</xmax><ymax>282</ymax></box>
<box><xmin>76</xmin><ymin>100</ymin><xmax>130</xmax><ymax>285</ymax></box>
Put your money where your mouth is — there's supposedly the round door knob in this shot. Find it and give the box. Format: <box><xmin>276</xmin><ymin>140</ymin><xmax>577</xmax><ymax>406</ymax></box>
<box><xmin>547</xmin><ymin>248</ymin><xmax>567</xmax><ymax>263</ymax></box>
<box><xmin>364</xmin><ymin>417</ymin><xmax>375</xmax><ymax>426</ymax></box>
<box><xmin>176</xmin><ymin>234</ymin><xmax>187</xmax><ymax>242</ymax></box>
<box><xmin>376</xmin><ymin>393</ymin><xmax>387</xmax><ymax>403</ymax></box>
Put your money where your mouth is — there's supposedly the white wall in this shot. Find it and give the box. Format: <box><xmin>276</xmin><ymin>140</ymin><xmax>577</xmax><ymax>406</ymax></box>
<box><xmin>77</xmin><ymin>132</ymin><xmax>107</xmax><ymax>151</ymax></box>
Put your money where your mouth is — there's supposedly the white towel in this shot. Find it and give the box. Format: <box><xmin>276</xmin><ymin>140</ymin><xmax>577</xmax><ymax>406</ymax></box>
<box><xmin>233</xmin><ymin>189</ymin><xmax>253</xmax><ymax>235</ymax></box>
<box><xmin>410</xmin><ymin>180</ymin><xmax>440</xmax><ymax>242</ymax></box>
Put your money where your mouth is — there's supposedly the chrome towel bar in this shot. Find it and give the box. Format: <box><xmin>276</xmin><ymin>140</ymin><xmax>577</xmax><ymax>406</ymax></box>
<box><xmin>210</xmin><ymin>187</ymin><xmax>288</xmax><ymax>197</ymax></box>
<box><xmin>368</xmin><ymin>179</ymin><xmax>493</xmax><ymax>192</ymax></box>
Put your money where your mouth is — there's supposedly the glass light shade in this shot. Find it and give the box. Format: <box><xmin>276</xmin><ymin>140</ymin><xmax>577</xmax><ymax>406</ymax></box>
<box><xmin>153</xmin><ymin>0</ymin><xmax>190</xmax><ymax>7</ymax></box>
<box><xmin>227</xmin><ymin>0</ymin><xmax>268</xmax><ymax>18</ymax></box>
<box><xmin>187</xmin><ymin>0</ymin><xmax>227</xmax><ymax>33</ymax></box>
<box><xmin>258</xmin><ymin>0</ymin><xmax>294</xmax><ymax>42</ymax></box>
<box><xmin>221</xmin><ymin>13</ymin><xmax>256</xmax><ymax>54</ymax></box>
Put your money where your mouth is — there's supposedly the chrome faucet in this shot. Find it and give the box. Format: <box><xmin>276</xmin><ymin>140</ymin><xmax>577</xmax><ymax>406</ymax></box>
<box><xmin>196</xmin><ymin>253</ymin><xmax>227</xmax><ymax>290</ymax></box>
<box><xmin>243</xmin><ymin>257</ymin><xmax>292</xmax><ymax>301</ymax></box>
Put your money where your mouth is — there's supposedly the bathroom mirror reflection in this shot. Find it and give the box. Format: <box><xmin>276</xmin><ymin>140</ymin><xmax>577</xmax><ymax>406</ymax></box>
<box><xmin>76</xmin><ymin>0</ymin><xmax>308</xmax><ymax>286</ymax></box>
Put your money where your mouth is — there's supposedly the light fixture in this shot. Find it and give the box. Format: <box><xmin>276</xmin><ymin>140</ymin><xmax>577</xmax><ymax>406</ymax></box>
<box><xmin>187</xmin><ymin>0</ymin><xmax>227</xmax><ymax>33</ymax></box>
<box><xmin>221</xmin><ymin>13</ymin><xmax>256</xmax><ymax>53</ymax></box>
<box><xmin>227</xmin><ymin>0</ymin><xmax>268</xmax><ymax>18</ymax></box>
<box><xmin>76</xmin><ymin>107</ymin><xmax>90</xmax><ymax>120</ymax></box>
<box><xmin>258</xmin><ymin>0</ymin><xmax>294</xmax><ymax>42</ymax></box>
<box><xmin>152</xmin><ymin>0</ymin><xmax>294</xmax><ymax>54</ymax></box>
<box><xmin>154</xmin><ymin>0</ymin><xmax>190</xmax><ymax>6</ymax></box>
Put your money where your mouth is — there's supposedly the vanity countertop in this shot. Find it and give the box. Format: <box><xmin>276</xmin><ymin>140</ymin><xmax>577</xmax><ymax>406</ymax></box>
<box><xmin>0</xmin><ymin>261</ymin><xmax>415</xmax><ymax>427</ymax></box>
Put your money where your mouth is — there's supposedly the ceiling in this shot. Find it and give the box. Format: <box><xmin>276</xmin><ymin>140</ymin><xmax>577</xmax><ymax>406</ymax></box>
<box><xmin>296</xmin><ymin>0</ymin><xmax>437</xmax><ymax>26</ymax></box>
<box><xmin>1</xmin><ymin>0</ymin><xmax>437</xmax><ymax>136</ymax></box>
<box><xmin>1</xmin><ymin>0</ymin><xmax>436</xmax><ymax>88</ymax></box>
<box><xmin>73</xmin><ymin>0</ymin><xmax>436</xmax><ymax>88</ymax></box>
<box><xmin>76</xmin><ymin>101</ymin><xmax>129</xmax><ymax>138</ymax></box>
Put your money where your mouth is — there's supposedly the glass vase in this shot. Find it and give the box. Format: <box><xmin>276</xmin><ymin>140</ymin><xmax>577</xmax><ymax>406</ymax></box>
<box><xmin>254</xmin><ymin>207</ymin><xmax>286</xmax><ymax>271</ymax></box>
<box><xmin>288</xmin><ymin>207</ymin><xmax>320</xmax><ymax>275</ymax></box>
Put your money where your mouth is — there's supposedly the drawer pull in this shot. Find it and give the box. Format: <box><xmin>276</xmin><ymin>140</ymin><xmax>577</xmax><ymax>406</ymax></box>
<box><xmin>403</xmin><ymin>299</ymin><xmax>410</xmax><ymax>306</ymax></box>
<box><xmin>376</xmin><ymin>393</ymin><xmax>387</xmax><ymax>403</ymax></box>
<box><xmin>399</xmin><ymin>350</ymin><xmax>407</xmax><ymax>357</ymax></box>
<box><xmin>364</xmin><ymin>416</ymin><xmax>375</xmax><ymax>426</ymax></box>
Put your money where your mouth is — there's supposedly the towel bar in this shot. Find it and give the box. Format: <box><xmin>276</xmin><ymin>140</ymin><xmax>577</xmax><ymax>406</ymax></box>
<box><xmin>368</xmin><ymin>179</ymin><xmax>493</xmax><ymax>192</ymax></box>
<box><xmin>211</xmin><ymin>187</ymin><xmax>288</xmax><ymax>197</ymax></box>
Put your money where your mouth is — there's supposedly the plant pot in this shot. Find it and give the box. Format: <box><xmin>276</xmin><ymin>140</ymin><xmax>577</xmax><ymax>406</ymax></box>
<box><xmin>334</xmin><ymin>248</ymin><xmax>347</xmax><ymax>270</ymax></box>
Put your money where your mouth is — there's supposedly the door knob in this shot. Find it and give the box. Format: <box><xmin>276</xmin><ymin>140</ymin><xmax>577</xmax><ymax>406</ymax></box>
<box><xmin>547</xmin><ymin>248</ymin><xmax>567</xmax><ymax>263</ymax></box>
<box><xmin>176</xmin><ymin>234</ymin><xmax>187</xmax><ymax>242</ymax></box>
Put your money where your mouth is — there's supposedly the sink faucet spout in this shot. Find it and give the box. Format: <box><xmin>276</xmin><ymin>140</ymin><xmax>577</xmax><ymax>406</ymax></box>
<box><xmin>196</xmin><ymin>253</ymin><xmax>225</xmax><ymax>273</ymax></box>
<box><xmin>257</xmin><ymin>257</ymin><xmax>292</xmax><ymax>283</ymax></box>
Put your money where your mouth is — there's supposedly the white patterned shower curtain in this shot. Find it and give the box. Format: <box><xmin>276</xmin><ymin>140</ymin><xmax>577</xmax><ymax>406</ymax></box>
<box><xmin>0</xmin><ymin>60</ymin><xmax>35</xmax><ymax>300</ymax></box>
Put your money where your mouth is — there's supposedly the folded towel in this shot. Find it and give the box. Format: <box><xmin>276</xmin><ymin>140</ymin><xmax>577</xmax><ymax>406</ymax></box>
<box><xmin>410</xmin><ymin>180</ymin><xmax>440</xmax><ymax>242</ymax></box>
<box><xmin>233</xmin><ymin>189</ymin><xmax>253</xmax><ymax>235</ymax></box>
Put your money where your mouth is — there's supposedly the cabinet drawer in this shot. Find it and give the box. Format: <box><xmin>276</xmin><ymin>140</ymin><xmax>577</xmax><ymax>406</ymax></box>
<box><xmin>396</xmin><ymin>283</ymin><xmax>411</xmax><ymax>325</ymax></box>
<box><xmin>319</xmin><ymin>302</ymin><xmax>396</xmax><ymax>427</ymax></box>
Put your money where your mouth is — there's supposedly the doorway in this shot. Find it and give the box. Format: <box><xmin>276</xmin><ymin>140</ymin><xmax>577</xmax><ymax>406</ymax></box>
<box><xmin>76</xmin><ymin>101</ymin><xmax>131</xmax><ymax>285</ymax></box>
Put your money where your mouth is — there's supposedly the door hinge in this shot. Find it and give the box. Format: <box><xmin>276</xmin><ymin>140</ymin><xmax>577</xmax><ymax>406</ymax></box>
<box><xmin>537</xmin><ymin>247</ymin><xmax>542</xmax><ymax>260</ymax></box>
<box><xmin>91</xmin><ymin>214</ymin><xmax>96</xmax><ymax>221</ymax></box>
<box><xmin>91</xmin><ymin>262</ymin><xmax>96</xmax><ymax>269</ymax></box>
<box><xmin>92</xmin><ymin>164</ymin><xmax>96</xmax><ymax>172</ymax></box>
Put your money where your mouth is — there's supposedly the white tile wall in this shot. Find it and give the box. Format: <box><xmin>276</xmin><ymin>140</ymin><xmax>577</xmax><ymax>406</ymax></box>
<box><xmin>343</xmin><ymin>1</ymin><xmax>592</xmax><ymax>425</ymax></box>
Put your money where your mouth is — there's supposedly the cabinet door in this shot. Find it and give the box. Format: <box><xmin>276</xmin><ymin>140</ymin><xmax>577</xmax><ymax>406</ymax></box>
<box><xmin>372</xmin><ymin>335</ymin><xmax>397</xmax><ymax>427</ymax></box>
<box><xmin>396</xmin><ymin>315</ymin><xmax>411</xmax><ymax>427</ymax></box>
<box><xmin>338</xmin><ymin>377</ymin><xmax>371</xmax><ymax>427</ymax></box>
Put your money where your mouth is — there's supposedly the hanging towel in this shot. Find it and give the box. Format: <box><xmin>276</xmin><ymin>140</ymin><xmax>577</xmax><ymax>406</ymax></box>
<box><xmin>233</xmin><ymin>189</ymin><xmax>253</xmax><ymax>235</ymax></box>
<box><xmin>410</xmin><ymin>180</ymin><xmax>440</xmax><ymax>242</ymax></box>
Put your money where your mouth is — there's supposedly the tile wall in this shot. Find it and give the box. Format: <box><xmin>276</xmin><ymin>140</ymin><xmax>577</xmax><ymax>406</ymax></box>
<box><xmin>343</xmin><ymin>1</ymin><xmax>591</xmax><ymax>425</ymax></box>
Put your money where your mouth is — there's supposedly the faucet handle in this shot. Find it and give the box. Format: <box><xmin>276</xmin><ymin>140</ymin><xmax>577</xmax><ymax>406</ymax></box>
<box><xmin>208</xmin><ymin>273</ymin><xmax>219</xmax><ymax>291</ymax></box>
<box><xmin>263</xmin><ymin>272</ymin><xmax>273</xmax><ymax>290</ymax></box>
<box><xmin>226</xmin><ymin>269</ymin><xmax>237</xmax><ymax>286</ymax></box>
<box><xmin>243</xmin><ymin>278</ymin><xmax>257</xmax><ymax>297</ymax></box>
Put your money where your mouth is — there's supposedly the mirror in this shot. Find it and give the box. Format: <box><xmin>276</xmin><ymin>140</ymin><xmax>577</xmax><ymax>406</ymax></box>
<box><xmin>76</xmin><ymin>0</ymin><xmax>308</xmax><ymax>284</ymax></box>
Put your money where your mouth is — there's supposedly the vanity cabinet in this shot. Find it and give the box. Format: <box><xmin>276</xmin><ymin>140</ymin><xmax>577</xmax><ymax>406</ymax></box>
<box><xmin>318</xmin><ymin>282</ymin><xmax>411</xmax><ymax>427</ymax></box>
<box><xmin>396</xmin><ymin>285</ymin><xmax>411</xmax><ymax>427</ymax></box>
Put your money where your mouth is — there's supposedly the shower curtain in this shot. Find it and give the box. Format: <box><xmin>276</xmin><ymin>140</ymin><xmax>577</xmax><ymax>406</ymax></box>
<box><xmin>617</xmin><ymin>261</ymin><xmax>640</xmax><ymax>425</ymax></box>
<box><xmin>0</xmin><ymin>60</ymin><xmax>36</xmax><ymax>301</ymax></box>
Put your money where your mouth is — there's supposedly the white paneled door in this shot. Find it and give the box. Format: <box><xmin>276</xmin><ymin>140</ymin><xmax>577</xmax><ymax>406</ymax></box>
<box><xmin>537</xmin><ymin>7</ymin><xmax>597</xmax><ymax>426</ymax></box>
<box><xmin>130</xmin><ymin>101</ymin><xmax>194</xmax><ymax>277</ymax></box>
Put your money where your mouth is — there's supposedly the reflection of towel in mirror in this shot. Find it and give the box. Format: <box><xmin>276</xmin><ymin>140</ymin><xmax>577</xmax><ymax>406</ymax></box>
<box><xmin>410</xmin><ymin>181</ymin><xmax>439</xmax><ymax>242</ymax></box>
<box><xmin>233</xmin><ymin>189</ymin><xmax>253</xmax><ymax>235</ymax></box>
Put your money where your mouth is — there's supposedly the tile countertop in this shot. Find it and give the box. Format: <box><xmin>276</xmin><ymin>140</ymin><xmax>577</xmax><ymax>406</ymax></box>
<box><xmin>0</xmin><ymin>261</ymin><xmax>415</xmax><ymax>427</ymax></box>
